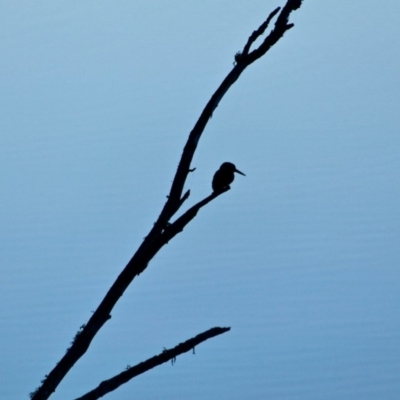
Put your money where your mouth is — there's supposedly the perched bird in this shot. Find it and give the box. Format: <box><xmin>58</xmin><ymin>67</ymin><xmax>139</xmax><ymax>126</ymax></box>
<box><xmin>212</xmin><ymin>162</ymin><xmax>245</xmax><ymax>192</ymax></box>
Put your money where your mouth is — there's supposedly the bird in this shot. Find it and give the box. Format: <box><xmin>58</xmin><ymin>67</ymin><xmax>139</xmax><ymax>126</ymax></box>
<box><xmin>212</xmin><ymin>162</ymin><xmax>245</xmax><ymax>192</ymax></box>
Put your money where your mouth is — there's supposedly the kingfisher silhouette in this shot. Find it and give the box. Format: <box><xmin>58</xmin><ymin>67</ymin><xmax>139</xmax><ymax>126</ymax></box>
<box><xmin>212</xmin><ymin>162</ymin><xmax>245</xmax><ymax>192</ymax></box>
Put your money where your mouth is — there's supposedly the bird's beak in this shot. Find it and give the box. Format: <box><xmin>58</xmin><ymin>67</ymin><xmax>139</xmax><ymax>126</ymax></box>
<box><xmin>235</xmin><ymin>168</ymin><xmax>246</xmax><ymax>176</ymax></box>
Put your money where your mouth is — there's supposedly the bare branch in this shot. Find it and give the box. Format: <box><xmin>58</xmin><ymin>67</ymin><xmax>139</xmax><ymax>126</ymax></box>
<box><xmin>30</xmin><ymin>2</ymin><xmax>303</xmax><ymax>399</ymax></box>
<box><xmin>74</xmin><ymin>327</ymin><xmax>231</xmax><ymax>400</ymax></box>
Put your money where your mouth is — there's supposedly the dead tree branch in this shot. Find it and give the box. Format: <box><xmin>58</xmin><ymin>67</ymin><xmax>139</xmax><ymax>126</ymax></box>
<box><xmin>74</xmin><ymin>327</ymin><xmax>230</xmax><ymax>400</ymax></box>
<box><xmin>30</xmin><ymin>2</ymin><xmax>303</xmax><ymax>399</ymax></box>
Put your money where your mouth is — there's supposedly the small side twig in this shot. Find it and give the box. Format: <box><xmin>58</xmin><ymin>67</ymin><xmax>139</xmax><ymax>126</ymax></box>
<box><xmin>177</xmin><ymin>189</ymin><xmax>191</xmax><ymax>211</ymax></box>
<box><xmin>74</xmin><ymin>327</ymin><xmax>231</xmax><ymax>400</ymax></box>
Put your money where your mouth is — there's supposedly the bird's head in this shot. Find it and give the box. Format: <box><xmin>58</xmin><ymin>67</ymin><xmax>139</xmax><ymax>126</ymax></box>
<box><xmin>220</xmin><ymin>162</ymin><xmax>246</xmax><ymax>176</ymax></box>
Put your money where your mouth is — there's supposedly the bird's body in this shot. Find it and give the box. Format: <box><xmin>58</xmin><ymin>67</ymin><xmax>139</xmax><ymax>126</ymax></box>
<box><xmin>212</xmin><ymin>162</ymin><xmax>245</xmax><ymax>192</ymax></box>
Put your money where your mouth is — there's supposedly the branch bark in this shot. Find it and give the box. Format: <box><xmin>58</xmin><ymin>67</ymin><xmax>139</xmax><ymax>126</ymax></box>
<box><xmin>74</xmin><ymin>327</ymin><xmax>230</xmax><ymax>400</ymax></box>
<box><xmin>30</xmin><ymin>2</ymin><xmax>303</xmax><ymax>399</ymax></box>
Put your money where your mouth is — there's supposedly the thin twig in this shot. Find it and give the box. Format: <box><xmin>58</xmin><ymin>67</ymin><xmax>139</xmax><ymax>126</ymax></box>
<box><xmin>74</xmin><ymin>327</ymin><xmax>230</xmax><ymax>400</ymax></box>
